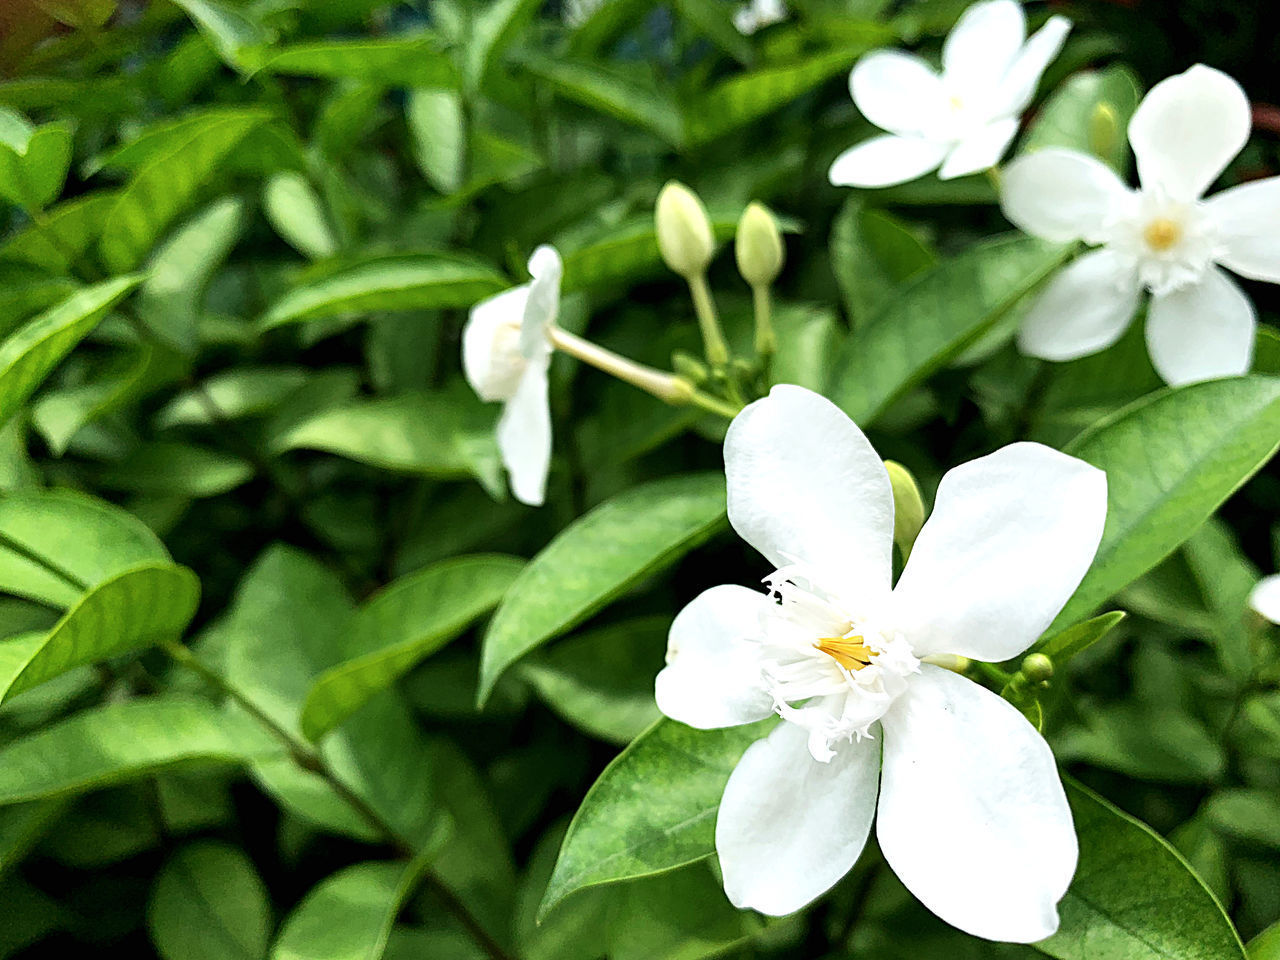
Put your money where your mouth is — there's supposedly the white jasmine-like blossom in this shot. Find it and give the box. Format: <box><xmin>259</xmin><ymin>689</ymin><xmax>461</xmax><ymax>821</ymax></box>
<box><xmin>1001</xmin><ymin>65</ymin><xmax>1279</xmax><ymax>385</ymax></box>
<box><xmin>829</xmin><ymin>0</ymin><xmax>1070</xmax><ymax>189</ymax></box>
<box><xmin>733</xmin><ymin>0</ymin><xmax>787</xmax><ymax>36</ymax></box>
<box><xmin>1249</xmin><ymin>575</ymin><xmax>1280</xmax><ymax>623</ymax></box>
<box><xmin>655</xmin><ymin>385</ymin><xmax>1107</xmax><ymax>941</ymax></box>
<box><xmin>463</xmin><ymin>245</ymin><xmax>561</xmax><ymax>506</ymax></box>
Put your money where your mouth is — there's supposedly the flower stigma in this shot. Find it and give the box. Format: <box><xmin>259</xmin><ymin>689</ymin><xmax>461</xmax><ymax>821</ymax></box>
<box><xmin>1142</xmin><ymin>217</ymin><xmax>1182</xmax><ymax>252</ymax></box>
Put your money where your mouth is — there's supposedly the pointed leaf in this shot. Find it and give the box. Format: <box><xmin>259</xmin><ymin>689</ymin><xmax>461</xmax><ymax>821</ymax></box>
<box><xmin>148</xmin><ymin>841</ymin><xmax>272</xmax><ymax>960</ymax></box>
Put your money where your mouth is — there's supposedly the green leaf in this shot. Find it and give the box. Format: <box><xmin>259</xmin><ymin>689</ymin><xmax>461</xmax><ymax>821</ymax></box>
<box><xmin>0</xmin><ymin>696</ymin><xmax>281</xmax><ymax>804</ymax></box>
<box><xmin>148</xmin><ymin>841</ymin><xmax>272</xmax><ymax>960</ymax></box>
<box><xmin>1056</xmin><ymin>703</ymin><xmax>1224</xmax><ymax>783</ymax></box>
<box><xmin>671</xmin><ymin>0</ymin><xmax>754</xmax><ymax>65</ymax></box>
<box><xmin>95</xmin><ymin>442</ymin><xmax>254</xmax><ymax>498</ymax></box>
<box><xmin>828</xmin><ymin>236</ymin><xmax>1068</xmax><ymax>425</ymax></box>
<box><xmin>1249</xmin><ymin>920</ymin><xmax>1280</xmax><ymax>960</ymax></box>
<box><xmin>254</xmin><ymin>36</ymin><xmax>457</xmax><ymax>88</ymax></box>
<box><xmin>99</xmin><ymin>109</ymin><xmax>269</xmax><ymax>273</ymax></box>
<box><xmin>520</xmin><ymin>57</ymin><xmax>685</xmax><ymax>148</ymax></box>
<box><xmin>478</xmin><ymin>473</ymin><xmax>727</xmax><ymax>704</ymax></box>
<box><xmin>0</xmin><ymin>562</ymin><xmax>200</xmax><ymax>704</ymax></box>
<box><xmin>519</xmin><ymin>617</ymin><xmax>666</xmax><ymax>745</ymax></box>
<box><xmin>300</xmin><ymin>555</ymin><xmax>524</xmax><ymax>742</ymax></box>
<box><xmin>1204</xmin><ymin>789</ymin><xmax>1280</xmax><ymax>849</ymax></box>
<box><xmin>830</xmin><ymin>196</ymin><xmax>936</xmax><ymax>327</ymax></box>
<box><xmin>1038</xmin><ymin>780</ymin><xmax>1247</xmax><ymax>960</ymax></box>
<box><xmin>169</xmin><ymin>0</ymin><xmax>272</xmax><ymax>72</ymax></box>
<box><xmin>0</xmin><ymin>276</ymin><xmax>143</xmax><ymax>430</ymax></box>
<box><xmin>264</xmin><ymin>173</ymin><xmax>338</xmax><ymax>261</ymax></box>
<box><xmin>0</xmin><ymin>112</ymin><xmax>73</xmax><ymax>212</ymax></box>
<box><xmin>1051</xmin><ymin>377</ymin><xmax>1280</xmax><ymax>631</ymax></box>
<box><xmin>259</xmin><ymin>255</ymin><xmax>505</xmax><ymax>329</ymax></box>
<box><xmin>0</xmin><ymin>799</ymin><xmax>68</xmax><ymax>880</ymax></box>
<box><xmin>406</xmin><ymin>89</ymin><xmax>465</xmax><ymax>195</ymax></box>
<box><xmin>271</xmin><ymin>391</ymin><xmax>501</xmax><ymax>495</ymax></box>
<box><xmin>135</xmin><ymin>196</ymin><xmax>248</xmax><ymax>354</ymax></box>
<box><xmin>559</xmin><ymin>214</ymin><xmax>736</xmax><ymax>294</ymax></box>
<box><xmin>540</xmin><ymin>718</ymin><xmax>770</xmax><ymax>918</ymax></box>
<box><xmin>0</xmin><ymin>191</ymin><xmax>116</xmax><ymax>273</ymax></box>
<box><xmin>32</xmin><ymin>345</ymin><xmax>160</xmax><ymax>456</ymax></box>
<box><xmin>157</xmin><ymin>367</ymin><xmax>309</xmax><ymax>429</ymax></box>
<box><xmin>0</xmin><ymin>488</ymin><xmax>170</xmax><ymax>607</ymax></box>
<box><xmin>1183</xmin><ymin>519</ymin><xmax>1259</xmax><ymax>681</ymax></box>
<box><xmin>1036</xmin><ymin>611</ymin><xmax>1126</xmax><ymax>662</ymax></box>
<box><xmin>270</xmin><ymin>850</ymin><xmax>445</xmax><ymax>960</ymax></box>
<box><xmin>464</xmin><ymin>0</ymin><xmax>543</xmax><ymax>93</ymax></box>
<box><xmin>1019</xmin><ymin>66</ymin><xmax>1143</xmax><ymax>173</ymax></box>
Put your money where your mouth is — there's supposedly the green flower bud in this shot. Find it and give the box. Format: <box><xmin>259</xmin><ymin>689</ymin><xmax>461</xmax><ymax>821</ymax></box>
<box><xmin>672</xmin><ymin>350</ymin><xmax>709</xmax><ymax>384</ymax></box>
<box><xmin>656</xmin><ymin>181</ymin><xmax>715</xmax><ymax>278</ymax></box>
<box><xmin>885</xmin><ymin>460</ymin><xmax>926</xmax><ymax>561</ymax></box>
<box><xmin>735</xmin><ymin>201</ymin><xmax>784</xmax><ymax>287</ymax></box>
<box><xmin>1088</xmin><ymin>102</ymin><xmax>1120</xmax><ymax>162</ymax></box>
<box><xmin>1020</xmin><ymin>652</ymin><xmax>1054</xmax><ymax>684</ymax></box>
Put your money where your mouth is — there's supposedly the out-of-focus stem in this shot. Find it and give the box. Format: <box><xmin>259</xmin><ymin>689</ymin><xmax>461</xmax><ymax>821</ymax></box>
<box><xmin>687</xmin><ymin>272</ymin><xmax>730</xmax><ymax>367</ymax></box>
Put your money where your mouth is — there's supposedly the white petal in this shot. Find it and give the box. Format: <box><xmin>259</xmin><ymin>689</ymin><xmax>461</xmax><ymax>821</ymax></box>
<box><xmin>1128</xmin><ymin>64</ymin><xmax>1251</xmax><ymax>201</ymax></box>
<box><xmin>828</xmin><ymin>135</ymin><xmax>949</xmax><ymax>189</ymax></box>
<box><xmin>1001</xmin><ymin>148</ymin><xmax>1131</xmax><ymax>242</ymax></box>
<box><xmin>1145</xmin><ymin>267</ymin><xmax>1256</xmax><ymax>386</ymax></box>
<box><xmin>521</xmin><ymin>244</ymin><xmax>561</xmax><ymax>357</ymax></box>
<box><xmin>496</xmin><ymin>356</ymin><xmax>552</xmax><ymax>506</ymax></box>
<box><xmin>997</xmin><ymin>14</ymin><xmax>1072</xmax><ymax>115</ymax></box>
<box><xmin>1017</xmin><ymin>249</ymin><xmax>1142</xmax><ymax>361</ymax></box>
<box><xmin>725</xmin><ymin>385</ymin><xmax>894</xmax><ymax>602</ymax></box>
<box><xmin>938</xmin><ymin>117</ymin><xmax>1019</xmax><ymax>180</ymax></box>
<box><xmin>942</xmin><ymin>0</ymin><xmax>1026</xmax><ymax>99</ymax></box>
<box><xmin>716</xmin><ymin>722</ymin><xmax>879</xmax><ymax>916</ymax></box>
<box><xmin>655</xmin><ymin>585</ymin><xmax>775</xmax><ymax>729</ymax></box>
<box><xmin>878</xmin><ymin>665</ymin><xmax>1077</xmax><ymax>942</ymax></box>
<box><xmin>891</xmin><ymin>443</ymin><xmax>1107</xmax><ymax>662</ymax></box>
<box><xmin>463</xmin><ymin>285</ymin><xmax>529</xmax><ymax>402</ymax></box>
<box><xmin>1206</xmin><ymin>175</ymin><xmax>1280</xmax><ymax>283</ymax></box>
<box><xmin>850</xmin><ymin>51</ymin><xmax>947</xmax><ymax>137</ymax></box>
<box><xmin>1249</xmin><ymin>574</ymin><xmax>1280</xmax><ymax>623</ymax></box>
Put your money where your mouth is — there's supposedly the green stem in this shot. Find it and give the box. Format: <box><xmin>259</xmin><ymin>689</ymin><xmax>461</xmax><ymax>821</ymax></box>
<box><xmin>751</xmin><ymin>283</ymin><xmax>775</xmax><ymax>360</ymax></box>
<box><xmin>970</xmin><ymin>659</ymin><xmax>1014</xmax><ymax>687</ymax></box>
<box><xmin>687</xmin><ymin>271</ymin><xmax>730</xmax><ymax>367</ymax></box>
<box><xmin>161</xmin><ymin>643</ymin><xmax>515</xmax><ymax>960</ymax></box>
<box><xmin>687</xmin><ymin>389</ymin><xmax>743</xmax><ymax>420</ymax></box>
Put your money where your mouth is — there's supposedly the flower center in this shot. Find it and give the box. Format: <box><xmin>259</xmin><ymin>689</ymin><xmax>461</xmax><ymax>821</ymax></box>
<box><xmin>1143</xmin><ymin>217</ymin><xmax>1182</xmax><ymax>252</ymax></box>
<box><xmin>815</xmin><ymin>635</ymin><xmax>876</xmax><ymax>671</ymax></box>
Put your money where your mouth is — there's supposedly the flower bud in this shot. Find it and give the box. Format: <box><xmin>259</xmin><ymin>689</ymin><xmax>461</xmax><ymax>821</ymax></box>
<box><xmin>735</xmin><ymin>202</ymin><xmax>784</xmax><ymax>287</ymax></box>
<box><xmin>885</xmin><ymin>460</ymin><xmax>925</xmax><ymax>560</ymax></box>
<box><xmin>671</xmin><ymin>351</ymin><xmax>709</xmax><ymax>384</ymax></box>
<box><xmin>1020</xmin><ymin>652</ymin><xmax>1054</xmax><ymax>684</ymax></box>
<box><xmin>656</xmin><ymin>181</ymin><xmax>715</xmax><ymax>278</ymax></box>
<box><xmin>1088</xmin><ymin>102</ymin><xmax>1120</xmax><ymax>162</ymax></box>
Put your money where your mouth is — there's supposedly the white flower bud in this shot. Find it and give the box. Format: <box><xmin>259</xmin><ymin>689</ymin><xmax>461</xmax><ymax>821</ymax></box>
<box><xmin>656</xmin><ymin>181</ymin><xmax>714</xmax><ymax>278</ymax></box>
<box><xmin>885</xmin><ymin>460</ymin><xmax>926</xmax><ymax>560</ymax></box>
<box><xmin>735</xmin><ymin>202</ymin><xmax>784</xmax><ymax>287</ymax></box>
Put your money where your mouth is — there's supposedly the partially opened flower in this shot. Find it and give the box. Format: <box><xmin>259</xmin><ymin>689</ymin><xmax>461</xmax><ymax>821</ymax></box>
<box><xmin>829</xmin><ymin>0</ymin><xmax>1070</xmax><ymax>189</ymax></box>
<box><xmin>463</xmin><ymin>245</ymin><xmax>561</xmax><ymax>506</ymax></box>
<box><xmin>1001</xmin><ymin>65</ymin><xmax>1279</xmax><ymax>385</ymax></box>
<box><xmin>655</xmin><ymin>385</ymin><xmax>1107</xmax><ymax>941</ymax></box>
<box><xmin>1249</xmin><ymin>575</ymin><xmax>1280</xmax><ymax>624</ymax></box>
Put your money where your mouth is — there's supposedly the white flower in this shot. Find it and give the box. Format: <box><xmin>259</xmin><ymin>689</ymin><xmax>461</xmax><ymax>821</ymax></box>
<box><xmin>463</xmin><ymin>245</ymin><xmax>561</xmax><ymax>506</ymax></box>
<box><xmin>655</xmin><ymin>385</ymin><xmax>1107</xmax><ymax>940</ymax></box>
<box><xmin>733</xmin><ymin>0</ymin><xmax>787</xmax><ymax>36</ymax></box>
<box><xmin>1250</xmin><ymin>575</ymin><xmax>1280</xmax><ymax>623</ymax></box>
<box><xmin>829</xmin><ymin>0</ymin><xmax>1070</xmax><ymax>189</ymax></box>
<box><xmin>1001</xmin><ymin>65</ymin><xmax>1279</xmax><ymax>385</ymax></box>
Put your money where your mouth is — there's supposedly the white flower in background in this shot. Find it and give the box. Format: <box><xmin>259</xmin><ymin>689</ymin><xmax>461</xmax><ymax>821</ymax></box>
<box><xmin>1250</xmin><ymin>575</ymin><xmax>1280</xmax><ymax>623</ymax></box>
<box><xmin>1001</xmin><ymin>65</ymin><xmax>1280</xmax><ymax>385</ymax></box>
<box><xmin>829</xmin><ymin>0</ymin><xmax>1070</xmax><ymax>189</ymax></box>
<box><xmin>655</xmin><ymin>385</ymin><xmax>1107</xmax><ymax>940</ymax></box>
<box><xmin>463</xmin><ymin>245</ymin><xmax>561</xmax><ymax>507</ymax></box>
<box><xmin>733</xmin><ymin>0</ymin><xmax>787</xmax><ymax>36</ymax></box>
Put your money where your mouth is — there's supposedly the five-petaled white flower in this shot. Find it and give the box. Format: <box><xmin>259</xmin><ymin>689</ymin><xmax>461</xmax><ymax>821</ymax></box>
<box><xmin>1001</xmin><ymin>65</ymin><xmax>1279</xmax><ymax>385</ymax></box>
<box><xmin>655</xmin><ymin>385</ymin><xmax>1107</xmax><ymax>941</ymax></box>
<box><xmin>829</xmin><ymin>0</ymin><xmax>1070</xmax><ymax>189</ymax></box>
<box><xmin>1250</xmin><ymin>575</ymin><xmax>1280</xmax><ymax>624</ymax></box>
<box><xmin>463</xmin><ymin>245</ymin><xmax>561</xmax><ymax>506</ymax></box>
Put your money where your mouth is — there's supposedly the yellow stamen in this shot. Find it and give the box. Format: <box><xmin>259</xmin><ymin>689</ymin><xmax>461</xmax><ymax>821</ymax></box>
<box><xmin>1143</xmin><ymin>218</ymin><xmax>1182</xmax><ymax>252</ymax></box>
<box><xmin>816</xmin><ymin>636</ymin><xmax>876</xmax><ymax>671</ymax></box>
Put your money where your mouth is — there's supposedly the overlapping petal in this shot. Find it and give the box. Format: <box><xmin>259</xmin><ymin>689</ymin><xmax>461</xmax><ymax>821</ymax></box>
<box><xmin>1017</xmin><ymin>249</ymin><xmax>1142</xmax><ymax>361</ymax></box>
<box><xmin>496</xmin><ymin>356</ymin><xmax>552</xmax><ymax>506</ymax></box>
<box><xmin>463</xmin><ymin>285</ymin><xmax>530</xmax><ymax>402</ymax></box>
<box><xmin>878</xmin><ymin>665</ymin><xmax>1077</xmax><ymax>943</ymax></box>
<box><xmin>1145</xmin><ymin>267</ymin><xmax>1256</xmax><ymax>385</ymax></box>
<box><xmin>942</xmin><ymin>0</ymin><xmax>1025</xmax><ymax>99</ymax></box>
<box><xmin>1001</xmin><ymin>148</ymin><xmax>1130</xmax><ymax>243</ymax></box>
<box><xmin>1206</xmin><ymin>175</ymin><xmax>1280</xmax><ymax>283</ymax></box>
<box><xmin>716</xmin><ymin>722</ymin><xmax>880</xmax><ymax>916</ymax></box>
<box><xmin>828</xmin><ymin>135</ymin><xmax>950</xmax><ymax>189</ymax></box>
<box><xmin>997</xmin><ymin>14</ymin><xmax>1072</xmax><ymax>115</ymax></box>
<box><xmin>938</xmin><ymin>117</ymin><xmax>1019</xmax><ymax>180</ymax></box>
<box><xmin>1128</xmin><ymin>64</ymin><xmax>1251</xmax><ymax>201</ymax></box>
<box><xmin>655</xmin><ymin>585</ymin><xmax>775</xmax><ymax>729</ymax></box>
<box><xmin>521</xmin><ymin>244</ymin><xmax>562</xmax><ymax>357</ymax></box>
<box><xmin>724</xmin><ymin>385</ymin><xmax>894</xmax><ymax>602</ymax></box>
<box><xmin>891</xmin><ymin>442</ymin><xmax>1107</xmax><ymax>662</ymax></box>
<box><xmin>850</xmin><ymin>51</ymin><xmax>947</xmax><ymax>136</ymax></box>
